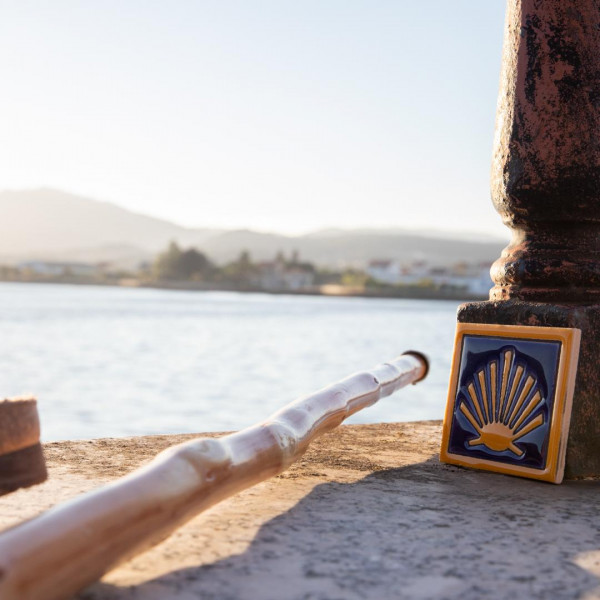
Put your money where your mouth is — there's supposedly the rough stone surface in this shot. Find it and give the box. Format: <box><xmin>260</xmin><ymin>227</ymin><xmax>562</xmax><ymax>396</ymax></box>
<box><xmin>491</xmin><ymin>0</ymin><xmax>600</xmax><ymax>304</ymax></box>
<box><xmin>466</xmin><ymin>0</ymin><xmax>600</xmax><ymax>478</ymax></box>
<box><xmin>1</xmin><ymin>422</ymin><xmax>600</xmax><ymax>600</ymax></box>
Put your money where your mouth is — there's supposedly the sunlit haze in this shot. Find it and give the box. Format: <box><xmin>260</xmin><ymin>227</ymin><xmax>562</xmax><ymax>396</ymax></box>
<box><xmin>1</xmin><ymin>1</ymin><xmax>507</xmax><ymax>238</ymax></box>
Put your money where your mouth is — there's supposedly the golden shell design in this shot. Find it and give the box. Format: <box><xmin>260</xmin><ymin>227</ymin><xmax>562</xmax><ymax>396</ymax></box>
<box><xmin>458</xmin><ymin>347</ymin><xmax>545</xmax><ymax>457</ymax></box>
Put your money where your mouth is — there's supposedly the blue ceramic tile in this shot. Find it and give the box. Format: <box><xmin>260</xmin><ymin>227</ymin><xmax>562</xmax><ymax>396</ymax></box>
<box><xmin>447</xmin><ymin>335</ymin><xmax>561</xmax><ymax>470</ymax></box>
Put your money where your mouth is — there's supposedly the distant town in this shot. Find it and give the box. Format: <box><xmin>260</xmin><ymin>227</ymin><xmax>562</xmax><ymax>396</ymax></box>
<box><xmin>0</xmin><ymin>189</ymin><xmax>505</xmax><ymax>300</ymax></box>
<box><xmin>0</xmin><ymin>241</ymin><xmax>493</xmax><ymax>301</ymax></box>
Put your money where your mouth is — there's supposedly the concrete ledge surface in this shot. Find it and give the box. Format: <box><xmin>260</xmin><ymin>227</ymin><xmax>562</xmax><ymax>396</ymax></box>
<box><xmin>1</xmin><ymin>421</ymin><xmax>600</xmax><ymax>600</ymax></box>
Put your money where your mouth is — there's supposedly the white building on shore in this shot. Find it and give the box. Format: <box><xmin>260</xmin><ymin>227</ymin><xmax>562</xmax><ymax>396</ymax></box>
<box><xmin>366</xmin><ymin>259</ymin><xmax>492</xmax><ymax>296</ymax></box>
<box><xmin>17</xmin><ymin>261</ymin><xmax>101</xmax><ymax>277</ymax></box>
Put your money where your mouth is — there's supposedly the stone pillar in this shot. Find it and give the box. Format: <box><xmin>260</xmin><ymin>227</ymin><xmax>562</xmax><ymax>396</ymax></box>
<box><xmin>458</xmin><ymin>0</ymin><xmax>600</xmax><ymax>478</ymax></box>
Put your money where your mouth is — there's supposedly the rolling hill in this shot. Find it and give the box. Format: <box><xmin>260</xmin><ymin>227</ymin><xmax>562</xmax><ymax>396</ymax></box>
<box><xmin>0</xmin><ymin>188</ymin><xmax>507</xmax><ymax>268</ymax></box>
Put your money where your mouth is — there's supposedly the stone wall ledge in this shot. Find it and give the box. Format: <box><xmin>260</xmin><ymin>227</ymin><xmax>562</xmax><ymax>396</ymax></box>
<box><xmin>1</xmin><ymin>421</ymin><xmax>599</xmax><ymax>600</ymax></box>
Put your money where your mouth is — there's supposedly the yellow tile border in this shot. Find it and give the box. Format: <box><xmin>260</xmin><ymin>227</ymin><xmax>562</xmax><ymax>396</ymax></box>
<box><xmin>440</xmin><ymin>323</ymin><xmax>581</xmax><ymax>484</ymax></box>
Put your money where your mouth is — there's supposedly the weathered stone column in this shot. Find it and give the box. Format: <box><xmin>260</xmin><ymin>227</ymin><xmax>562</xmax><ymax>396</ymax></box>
<box><xmin>459</xmin><ymin>0</ymin><xmax>600</xmax><ymax>478</ymax></box>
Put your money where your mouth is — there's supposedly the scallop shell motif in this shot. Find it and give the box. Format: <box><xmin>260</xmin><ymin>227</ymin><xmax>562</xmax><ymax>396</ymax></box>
<box><xmin>457</xmin><ymin>347</ymin><xmax>545</xmax><ymax>457</ymax></box>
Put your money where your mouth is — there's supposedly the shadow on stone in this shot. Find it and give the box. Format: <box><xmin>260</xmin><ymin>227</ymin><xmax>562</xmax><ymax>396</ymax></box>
<box><xmin>78</xmin><ymin>458</ymin><xmax>600</xmax><ymax>600</ymax></box>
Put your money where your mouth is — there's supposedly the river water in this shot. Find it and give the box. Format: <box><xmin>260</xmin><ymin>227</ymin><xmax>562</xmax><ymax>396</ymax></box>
<box><xmin>0</xmin><ymin>282</ymin><xmax>462</xmax><ymax>441</ymax></box>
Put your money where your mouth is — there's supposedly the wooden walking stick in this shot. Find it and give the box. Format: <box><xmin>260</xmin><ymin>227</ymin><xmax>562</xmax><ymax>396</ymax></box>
<box><xmin>0</xmin><ymin>351</ymin><xmax>427</xmax><ymax>600</ymax></box>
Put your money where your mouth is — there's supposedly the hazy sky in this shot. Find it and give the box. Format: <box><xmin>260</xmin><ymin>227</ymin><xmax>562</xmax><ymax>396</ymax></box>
<box><xmin>1</xmin><ymin>1</ymin><xmax>508</xmax><ymax>237</ymax></box>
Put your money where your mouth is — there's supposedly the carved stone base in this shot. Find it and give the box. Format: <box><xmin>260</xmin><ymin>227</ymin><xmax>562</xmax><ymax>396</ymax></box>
<box><xmin>458</xmin><ymin>300</ymin><xmax>600</xmax><ymax>479</ymax></box>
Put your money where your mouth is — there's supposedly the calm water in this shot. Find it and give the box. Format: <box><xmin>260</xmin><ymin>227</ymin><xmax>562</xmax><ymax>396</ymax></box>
<box><xmin>0</xmin><ymin>282</ymin><xmax>461</xmax><ymax>441</ymax></box>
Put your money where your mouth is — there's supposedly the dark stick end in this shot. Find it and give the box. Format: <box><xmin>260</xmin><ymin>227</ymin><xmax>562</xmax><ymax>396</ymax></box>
<box><xmin>401</xmin><ymin>350</ymin><xmax>429</xmax><ymax>384</ymax></box>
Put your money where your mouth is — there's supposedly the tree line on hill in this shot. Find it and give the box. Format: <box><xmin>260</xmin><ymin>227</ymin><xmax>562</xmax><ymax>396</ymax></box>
<box><xmin>152</xmin><ymin>242</ymin><xmax>330</xmax><ymax>288</ymax></box>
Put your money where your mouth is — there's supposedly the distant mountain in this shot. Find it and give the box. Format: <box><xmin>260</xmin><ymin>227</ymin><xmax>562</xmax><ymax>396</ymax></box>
<box><xmin>198</xmin><ymin>229</ymin><xmax>507</xmax><ymax>268</ymax></box>
<box><xmin>0</xmin><ymin>188</ymin><xmax>507</xmax><ymax>268</ymax></box>
<box><xmin>0</xmin><ymin>188</ymin><xmax>218</xmax><ymax>256</ymax></box>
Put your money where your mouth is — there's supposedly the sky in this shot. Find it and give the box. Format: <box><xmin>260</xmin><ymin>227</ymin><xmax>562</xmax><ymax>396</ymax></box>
<box><xmin>0</xmin><ymin>1</ymin><xmax>508</xmax><ymax>238</ymax></box>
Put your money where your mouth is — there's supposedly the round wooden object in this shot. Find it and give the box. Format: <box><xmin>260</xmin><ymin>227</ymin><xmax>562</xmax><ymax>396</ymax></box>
<box><xmin>0</xmin><ymin>398</ymin><xmax>47</xmax><ymax>495</ymax></box>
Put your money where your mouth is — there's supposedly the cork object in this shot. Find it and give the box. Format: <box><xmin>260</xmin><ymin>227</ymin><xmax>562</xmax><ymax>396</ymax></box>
<box><xmin>0</xmin><ymin>397</ymin><xmax>47</xmax><ymax>496</ymax></box>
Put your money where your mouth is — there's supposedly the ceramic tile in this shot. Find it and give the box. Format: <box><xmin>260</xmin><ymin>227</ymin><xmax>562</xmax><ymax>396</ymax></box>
<box><xmin>440</xmin><ymin>323</ymin><xmax>581</xmax><ymax>483</ymax></box>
